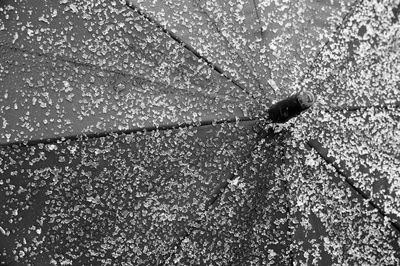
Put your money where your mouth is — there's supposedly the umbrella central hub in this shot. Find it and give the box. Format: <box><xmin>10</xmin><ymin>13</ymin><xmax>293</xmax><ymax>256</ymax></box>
<box><xmin>267</xmin><ymin>91</ymin><xmax>315</xmax><ymax>123</ymax></box>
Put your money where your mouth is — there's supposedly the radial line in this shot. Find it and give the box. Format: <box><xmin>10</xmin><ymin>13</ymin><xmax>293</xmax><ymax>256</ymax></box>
<box><xmin>125</xmin><ymin>1</ymin><xmax>258</xmax><ymax>102</ymax></box>
<box><xmin>307</xmin><ymin>139</ymin><xmax>400</xmax><ymax>235</ymax></box>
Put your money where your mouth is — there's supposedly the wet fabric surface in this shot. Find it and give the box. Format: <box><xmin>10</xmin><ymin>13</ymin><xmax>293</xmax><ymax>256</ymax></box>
<box><xmin>1</xmin><ymin>0</ymin><xmax>399</xmax><ymax>265</ymax></box>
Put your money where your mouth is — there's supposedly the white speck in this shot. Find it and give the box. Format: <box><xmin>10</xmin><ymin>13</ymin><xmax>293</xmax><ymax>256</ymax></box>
<box><xmin>230</xmin><ymin>177</ymin><xmax>240</xmax><ymax>186</ymax></box>
<box><xmin>12</xmin><ymin>32</ymin><xmax>18</xmax><ymax>43</ymax></box>
<box><xmin>267</xmin><ymin>79</ymin><xmax>279</xmax><ymax>92</ymax></box>
<box><xmin>0</xmin><ymin>226</ymin><xmax>9</xmax><ymax>236</ymax></box>
<box><xmin>69</xmin><ymin>3</ymin><xmax>78</xmax><ymax>13</ymax></box>
<box><xmin>38</xmin><ymin>15</ymin><xmax>49</xmax><ymax>24</ymax></box>
<box><xmin>2</xmin><ymin>119</ymin><xmax>7</xmax><ymax>128</ymax></box>
<box><xmin>46</xmin><ymin>144</ymin><xmax>58</xmax><ymax>151</ymax></box>
<box><xmin>134</xmin><ymin>24</ymin><xmax>143</xmax><ymax>32</ymax></box>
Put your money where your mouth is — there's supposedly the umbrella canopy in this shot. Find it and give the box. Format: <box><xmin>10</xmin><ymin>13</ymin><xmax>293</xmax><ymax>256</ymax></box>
<box><xmin>1</xmin><ymin>0</ymin><xmax>399</xmax><ymax>265</ymax></box>
<box><xmin>0</xmin><ymin>0</ymin><xmax>257</xmax><ymax>144</ymax></box>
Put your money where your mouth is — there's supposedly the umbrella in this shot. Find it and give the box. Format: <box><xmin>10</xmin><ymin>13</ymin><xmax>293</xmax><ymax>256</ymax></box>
<box><xmin>1</xmin><ymin>0</ymin><xmax>399</xmax><ymax>265</ymax></box>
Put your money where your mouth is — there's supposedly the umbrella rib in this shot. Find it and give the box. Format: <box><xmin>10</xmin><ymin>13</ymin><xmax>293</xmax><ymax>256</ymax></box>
<box><xmin>323</xmin><ymin>101</ymin><xmax>400</xmax><ymax>113</ymax></box>
<box><xmin>252</xmin><ymin>0</ymin><xmax>266</xmax><ymax>42</ymax></box>
<box><xmin>125</xmin><ymin>2</ymin><xmax>260</xmax><ymax>102</ymax></box>
<box><xmin>1</xmin><ymin>43</ymin><xmax>233</xmax><ymax>102</ymax></box>
<box><xmin>298</xmin><ymin>0</ymin><xmax>364</xmax><ymax>85</ymax></box>
<box><xmin>0</xmin><ymin>116</ymin><xmax>257</xmax><ymax>148</ymax></box>
<box><xmin>307</xmin><ymin>139</ymin><xmax>400</xmax><ymax>235</ymax></box>
<box><xmin>194</xmin><ymin>1</ymin><xmax>269</xmax><ymax>95</ymax></box>
<box><xmin>0</xmin><ymin>42</ymin><xmax>175</xmax><ymax>92</ymax></box>
<box><xmin>0</xmin><ymin>42</ymin><xmax>135</xmax><ymax>77</ymax></box>
<box><xmin>160</xmin><ymin>133</ymin><xmax>264</xmax><ymax>265</ymax></box>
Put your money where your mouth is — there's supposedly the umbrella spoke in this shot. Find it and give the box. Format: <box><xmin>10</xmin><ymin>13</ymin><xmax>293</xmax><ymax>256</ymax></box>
<box><xmin>307</xmin><ymin>139</ymin><xmax>400</xmax><ymax>234</ymax></box>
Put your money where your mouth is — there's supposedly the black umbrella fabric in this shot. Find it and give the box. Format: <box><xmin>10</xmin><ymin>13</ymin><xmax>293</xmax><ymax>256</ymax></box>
<box><xmin>0</xmin><ymin>0</ymin><xmax>256</xmax><ymax>144</ymax></box>
<box><xmin>285</xmin><ymin>0</ymin><xmax>400</xmax><ymax>264</ymax></box>
<box><xmin>1</xmin><ymin>0</ymin><xmax>399</xmax><ymax>265</ymax></box>
<box><xmin>0</xmin><ymin>122</ymin><xmax>265</xmax><ymax>265</ymax></box>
